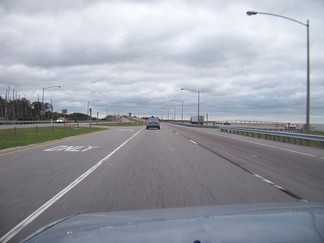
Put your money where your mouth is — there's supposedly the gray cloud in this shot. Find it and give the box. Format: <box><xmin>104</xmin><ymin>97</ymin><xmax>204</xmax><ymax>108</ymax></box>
<box><xmin>1</xmin><ymin>0</ymin><xmax>323</xmax><ymax>123</ymax></box>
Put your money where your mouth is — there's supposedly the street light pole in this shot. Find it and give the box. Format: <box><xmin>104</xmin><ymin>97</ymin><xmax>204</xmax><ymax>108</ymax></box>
<box><xmin>42</xmin><ymin>86</ymin><xmax>61</xmax><ymax>120</ymax></box>
<box><xmin>166</xmin><ymin>105</ymin><xmax>176</xmax><ymax>120</ymax></box>
<box><xmin>181</xmin><ymin>88</ymin><xmax>200</xmax><ymax>122</ymax></box>
<box><xmin>174</xmin><ymin>105</ymin><xmax>176</xmax><ymax>120</ymax></box>
<box><xmin>198</xmin><ymin>91</ymin><xmax>200</xmax><ymax>121</ymax></box>
<box><xmin>171</xmin><ymin>99</ymin><xmax>184</xmax><ymax>122</ymax></box>
<box><xmin>306</xmin><ymin>19</ymin><xmax>310</xmax><ymax>133</ymax></box>
<box><xmin>87</xmin><ymin>100</ymin><xmax>99</xmax><ymax>120</ymax></box>
<box><xmin>247</xmin><ymin>11</ymin><xmax>310</xmax><ymax>132</ymax></box>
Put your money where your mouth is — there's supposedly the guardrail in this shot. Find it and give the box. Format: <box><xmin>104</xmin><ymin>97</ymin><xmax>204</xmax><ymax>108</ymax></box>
<box><xmin>220</xmin><ymin>126</ymin><xmax>324</xmax><ymax>148</ymax></box>
<box><xmin>0</xmin><ymin>120</ymin><xmax>52</xmax><ymax>125</ymax></box>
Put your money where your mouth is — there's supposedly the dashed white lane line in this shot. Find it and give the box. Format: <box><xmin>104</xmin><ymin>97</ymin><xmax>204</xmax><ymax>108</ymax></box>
<box><xmin>0</xmin><ymin>128</ymin><xmax>144</xmax><ymax>243</ymax></box>
<box><xmin>248</xmin><ymin>170</ymin><xmax>308</xmax><ymax>202</ymax></box>
<box><xmin>190</xmin><ymin>140</ymin><xmax>198</xmax><ymax>145</ymax></box>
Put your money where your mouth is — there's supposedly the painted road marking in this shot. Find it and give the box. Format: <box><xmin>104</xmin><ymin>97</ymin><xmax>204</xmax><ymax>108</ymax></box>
<box><xmin>44</xmin><ymin>145</ymin><xmax>99</xmax><ymax>152</ymax></box>
<box><xmin>0</xmin><ymin>128</ymin><xmax>144</xmax><ymax>243</ymax></box>
<box><xmin>190</xmin><ymin>140</ymin><xmax>198</xmax><ymax>145</ymax></box>
<box><xmin>118</xmin><ymin>129</ymin><xmax>135</xmax><ymax>131</ymax></box>
<box><xmin>248</xmin><ymin>170</ymin><xmax>307</xmax><ymax>202</ymax></box>
<box><xmin>202</xmin><ymin>130</ymin><xmax>321</xmax><ymax>159</ymax></box>
<box><xmin>0</xmin><ymin>133</ymin><xmax>101</xmax><ymax>157</ymax></box>
<box><xmin>278</xmin><ymin>147</ymin><xmax>316</xmax><ymax>157</ymax></box>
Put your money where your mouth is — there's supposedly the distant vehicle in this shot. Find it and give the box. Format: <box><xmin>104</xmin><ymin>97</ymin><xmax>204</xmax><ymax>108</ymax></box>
<box><xmin>146</xmin><ymin>117</ymin><xmax>160</xmax><ymax>129</ymax></box>
<box><xmin>190</xmin><ymin>116</ymin><xmax>204</xmax><ymax>125</ymax></box>
<box><xmin>56</xmin><ymin>117</ymin><xmax>66</xmax><ymax>123</ymax></box>
<box><xmin>224</xmin><ymin>121</ymin><xmax>231</xmax><ymax>125</ymax></box>
<box><xmin>23</xmin><ymin>202</ymin><xmax>324</xmax><ymax>242</ymax></box>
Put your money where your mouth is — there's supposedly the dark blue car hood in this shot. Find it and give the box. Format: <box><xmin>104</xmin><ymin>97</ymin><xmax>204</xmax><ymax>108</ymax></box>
<box><xmin>23</xmin><ymin>202</ymin><xmax>324</xmax><ymax>242</ymax></box>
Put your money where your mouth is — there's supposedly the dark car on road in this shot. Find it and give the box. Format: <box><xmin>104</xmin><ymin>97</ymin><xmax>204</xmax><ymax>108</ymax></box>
<box><xmin>146</xmin><ymin>117</ymin><xmax>160</xmax><ymax>130</ymax></box>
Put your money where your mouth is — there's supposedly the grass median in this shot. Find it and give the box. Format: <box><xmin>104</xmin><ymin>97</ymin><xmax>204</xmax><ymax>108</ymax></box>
<box><xmin>0</xmin><ymin>126</ymin><xmax>104</xmax><ymax>150</ymax></box>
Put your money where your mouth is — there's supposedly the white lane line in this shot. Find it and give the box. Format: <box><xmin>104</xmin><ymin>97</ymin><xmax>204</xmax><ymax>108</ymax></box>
<box><xmin>249</xmin><ymin>170</ymin><xmax>306</xmax><ymax>202</ymax></box>
<box><xmin>274</xmin><ymin>185</ymin><xmax>285</xmax><ymax>190</ymax></box>
<box><xmin>203</xmin><ymin>131</ymin><xmax>278</xmax><ymax>149</ymax></box>
<box><xmin>278</xmin><ymin>147</ymin><xmax>316</xmax><ymax>157</ymax></box>
<box><xmin>300</xmin><ymin>199</ymin><xmax>309</xmax><ymax>202</ymax></box>
<box><xmin>203</xmin><ymin>130</ymin><xmax>318</xmax><ymax>158</ymax></box>
<box><xmin>262</xmin><ymin>178</ymin><xmax>275</xmax><ymax>185</ymax></box>
<box><xmin>0</xmin><ymin>128</ymin><xmax>144</xmax><ymax>243</ymax></box>
<box><xmin>189</xmin><ymin>140</ymin><xmax>198</xmax><ymax>145</ymax></box>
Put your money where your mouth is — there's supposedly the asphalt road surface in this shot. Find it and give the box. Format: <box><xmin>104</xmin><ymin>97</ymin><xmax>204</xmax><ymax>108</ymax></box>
<box><xmin>1</xmin><ymin>123</ymin><xmax>324</xmax><ymax>242</ymax></box>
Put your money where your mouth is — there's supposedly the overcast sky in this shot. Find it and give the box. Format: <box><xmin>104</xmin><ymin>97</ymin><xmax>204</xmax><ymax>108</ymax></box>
<box><xmin>1</xmin><ymin>0</ymin><xmax>323</xmax><ymax>123</ymax></box>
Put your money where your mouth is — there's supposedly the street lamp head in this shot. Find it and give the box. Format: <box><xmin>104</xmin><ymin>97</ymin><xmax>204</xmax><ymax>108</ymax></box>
<box><xmin>247</xmin><ymin>11</ymin><xmax>258</xmax><ymax>16</ymax></box>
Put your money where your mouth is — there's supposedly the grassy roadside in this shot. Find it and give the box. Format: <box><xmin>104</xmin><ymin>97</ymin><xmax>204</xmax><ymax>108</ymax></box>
<box><xmin>0</xmin><ymin>126</ymin><xmax>104</xmax><ymax>150</ymax></box>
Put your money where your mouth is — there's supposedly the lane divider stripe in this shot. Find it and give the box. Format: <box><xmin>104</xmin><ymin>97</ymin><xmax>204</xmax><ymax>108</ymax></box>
<box><xmin>0</xmin><ymin>128</ymin><xmax>143</xmax><ymax>243</ymax></box>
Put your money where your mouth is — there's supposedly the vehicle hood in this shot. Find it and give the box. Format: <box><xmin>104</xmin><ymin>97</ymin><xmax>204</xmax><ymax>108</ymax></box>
<box><xmin>23</xmin><ymin>202</ymin><xmax>324</xmax><ymax>242</ymax></box>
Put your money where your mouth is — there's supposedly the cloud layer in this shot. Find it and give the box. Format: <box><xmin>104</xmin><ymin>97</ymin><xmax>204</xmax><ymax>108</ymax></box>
<box><xmin>1</xmin><ymin>0</ymin><xmax>323</xmax><ymax>123</ymax></box>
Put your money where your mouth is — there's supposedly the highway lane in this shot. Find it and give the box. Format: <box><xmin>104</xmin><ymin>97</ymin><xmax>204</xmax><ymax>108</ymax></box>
<box><xmin>166</xmin><ymin>123</ymin><xmax>324</xmax><ymax>201</ymax></box>
<box><xmin>0</xmin><ymin>127</ymin><xmax>141</xmax><ymax>242</ymax></box>
<box><xmin>0</xmin><ymin>123</ymin><xmax>321</xmax><ymax>241</ymax></box>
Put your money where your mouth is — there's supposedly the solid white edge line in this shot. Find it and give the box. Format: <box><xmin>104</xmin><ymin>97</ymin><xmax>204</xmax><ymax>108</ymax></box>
<box><xmin>278</xmin><ymin>147</ymin><xmax>316</xmax><ymax>157</ymax></box>
<box><xmin>0</xmin><ymin>128</ymin><xmax>144</xmax><ymax>243</ymax></box>
<box><xmin>202</xmin><ymin>130</ymin><xmax>319</xmax><ymax>158</ymax></box>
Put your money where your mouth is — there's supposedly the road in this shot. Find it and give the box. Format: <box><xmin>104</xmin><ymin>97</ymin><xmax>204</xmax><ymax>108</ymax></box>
<box><xmin>1</xmin><ymin>123</ymin><xmax>324</xmax><ymax>242</ymax></box>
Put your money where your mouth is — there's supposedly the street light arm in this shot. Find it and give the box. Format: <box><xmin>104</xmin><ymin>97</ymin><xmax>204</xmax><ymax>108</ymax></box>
<box><xmin>181</xmin><ymin>88</ymin><xmax>198</xmax><ymax>93</ymax></box>
<box><xmin>181</xmin><ymin>87</ymin><xmax>200</xmax><ymax>121</ymax></box>
<box><xmin>44</xmin><ymin>85</ymin><xmax>61</xmax><ymax>91</ymax></box>
<box><xmin>246</xmin><ymin>11</ymin><xmax>307</xmax><ymax>27</ymax></box>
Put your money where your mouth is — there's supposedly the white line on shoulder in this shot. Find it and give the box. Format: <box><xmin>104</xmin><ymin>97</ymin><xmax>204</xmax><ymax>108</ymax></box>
<box><xmin>204</xmin><ymin>130</ymin><xmax>318</xmax><ymax>158</ymax></box>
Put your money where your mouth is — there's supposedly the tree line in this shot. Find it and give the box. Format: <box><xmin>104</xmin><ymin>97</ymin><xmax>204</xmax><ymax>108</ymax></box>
<box><xmin>0</xmin><ymin>95</ymin><xmax>55</xmax><ymax>120</ymax></box>
<box><xmin>0</xmin><ymin>95</ymin><xmax>96</xmax><ymax>121</ymax></box>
